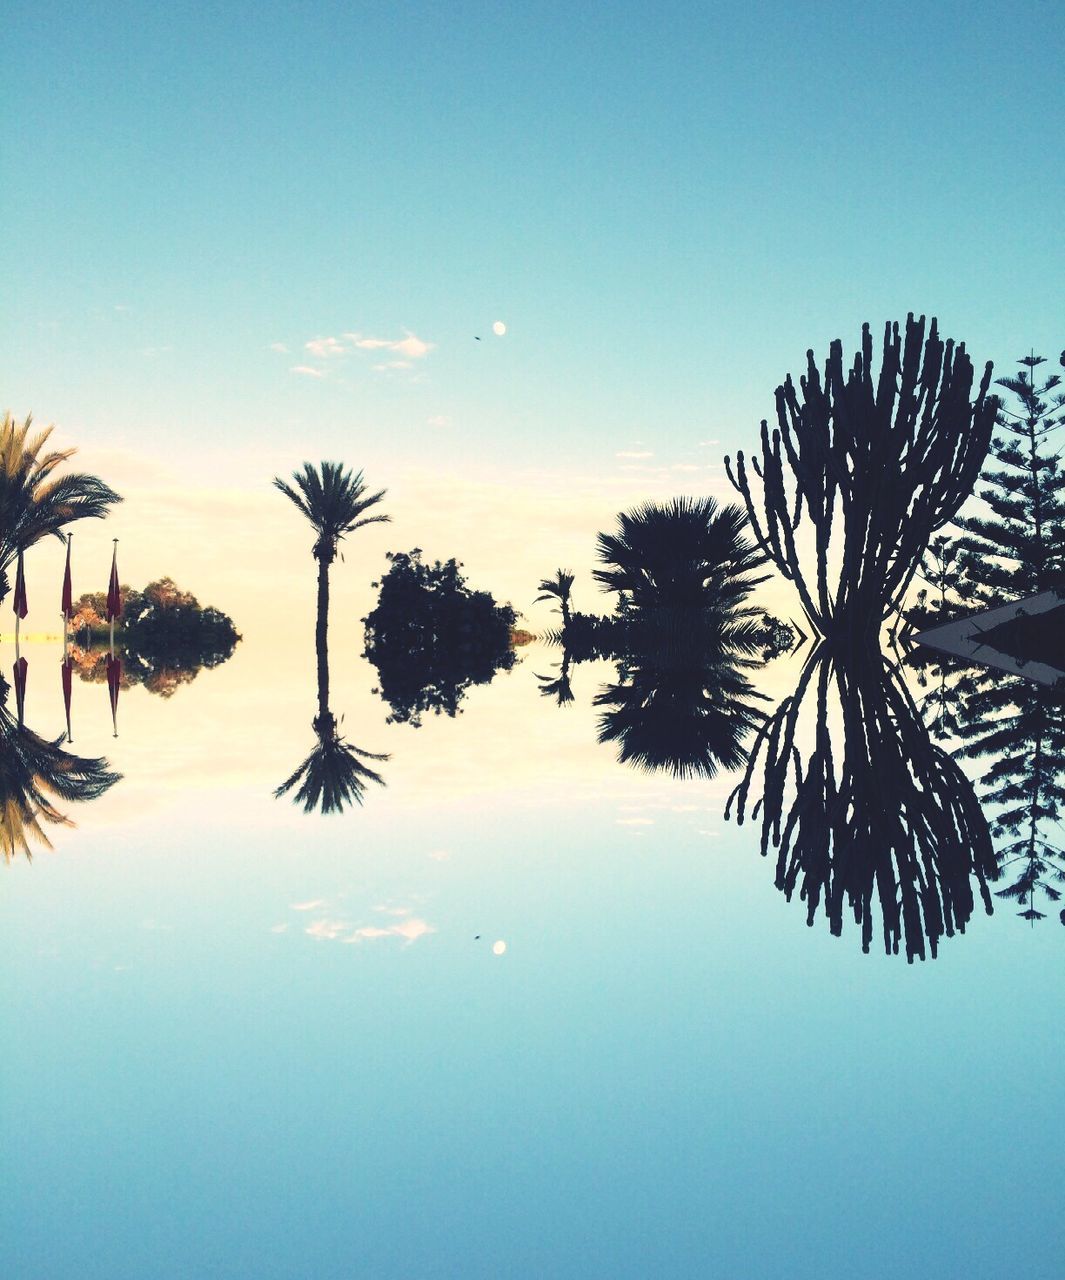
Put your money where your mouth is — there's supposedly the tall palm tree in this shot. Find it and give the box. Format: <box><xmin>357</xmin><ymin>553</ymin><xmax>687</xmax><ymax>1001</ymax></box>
<box><xmin>0</xmin><ymin>413</ymin><xmax>122</xmax><ymax>603</ymax></box>
<box><xmin>273</xmin><ymin>462</ymin><xmax>390</xmax><ymax>699</ymax></box>
<box><xmin>534</xmin><ymin>569</ymin><xmax>575</xmax><ymax>627</ymax></box>
<box><xmin>273</xmin><ymin>462</ymin><xmax>390</xmax><ymax>815</ymax></box>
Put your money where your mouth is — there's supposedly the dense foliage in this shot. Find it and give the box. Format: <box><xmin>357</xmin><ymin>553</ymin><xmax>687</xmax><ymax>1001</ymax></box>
<box><xmin>363</xmin><ymin>550</ymin><xmax>517</xmax><ymax>727</ymax></box>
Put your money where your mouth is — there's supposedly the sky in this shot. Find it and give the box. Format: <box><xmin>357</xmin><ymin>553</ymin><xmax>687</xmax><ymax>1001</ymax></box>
<box><xmin>3</xmin><ymin>0</ymin><xmax>1064</xmax><ymax>629</ymax></box>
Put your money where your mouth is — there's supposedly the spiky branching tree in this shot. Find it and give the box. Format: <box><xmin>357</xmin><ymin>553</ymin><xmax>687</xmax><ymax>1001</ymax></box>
<box><xmin>726</xmin><ymin>316</ymin><xmax>995</xmax><ymax>644</ymax></box>
<box><xmin>953</xmin><ymin>352</ymin><xmax>1065</xmax><ymax>605</ymax></box>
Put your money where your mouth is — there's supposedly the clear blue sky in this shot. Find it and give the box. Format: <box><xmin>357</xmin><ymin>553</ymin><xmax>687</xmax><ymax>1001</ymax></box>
<box><xmin>4</xmin><ymin>0</ymin><xmax>1063</xmax><ymax>472</ymax></box>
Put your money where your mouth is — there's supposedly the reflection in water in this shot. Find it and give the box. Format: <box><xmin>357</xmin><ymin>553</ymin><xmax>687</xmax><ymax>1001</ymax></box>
<box><xmin>69</xmin><ymin>639</ymin><xmax>235</xmax><ymax>699</ymax></box>
<box><xmin>539</xmin><ymin>498</ymin><xmax>784</xmax><ymax>777</ymax></box>
<box><xmin>594</xmin><ymin>631</ymin><xmax>766</xmax><ymax>779</ymax></box>
<box><xmin>727</xmin><ymin>645</ymin><xmax>996</xmax><ymax>960</ymax></box>
<box><xmin>0</xmin><ymin>671</ymin><xmax>121</xmax><ymax>862</ymax></box>
<box><xmin>912</xmin><ymin>651</ymin><xmax>1065</xmax><ymax>924</ymax></box>
<box><xmin>275</xmin><ymin>713</ymin><xmax>388</xmax><ymax>815</ymax></box>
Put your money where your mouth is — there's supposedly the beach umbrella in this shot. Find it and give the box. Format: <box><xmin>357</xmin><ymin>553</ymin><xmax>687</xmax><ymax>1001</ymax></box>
<box><xmin>106</xmin><ymin>652</ymin><xmax>121</xmax><ymax>737</ymax></box>
<box><xmin>13</xmin><ymin>655</ymin><xmax>28</xmax><ymax>726</ymax></box>
<box><xmin>61</xmin><ymin>653</ymin><xmax>73</xmax><ymax>742</ymax></box>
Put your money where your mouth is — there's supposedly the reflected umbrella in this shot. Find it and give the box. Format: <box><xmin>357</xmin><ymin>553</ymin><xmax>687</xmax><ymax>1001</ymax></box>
<box><xmin>13</xmin><ymin>652</ymin><xmax>28</xmax><ymax>726</ymax></box>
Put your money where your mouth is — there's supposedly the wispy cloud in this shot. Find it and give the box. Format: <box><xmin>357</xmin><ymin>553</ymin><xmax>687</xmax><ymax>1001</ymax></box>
<box><xmin>346</xmin><ymin>330</ymin><xmax>434</xmax><ymax>360</ymax></box>
<box><xmin>290</xmin><ymin>365</ymin><xmax>325</xmax><ymax>378</ymax></box>
<box><xmin>305</xmin><ymin>336</ymin><xmax>348</xmax><ymax>358</ymax></box>
<box><xmin>348</xmin><ymin>917</ymin><xmax>435</xmax><ymax>944</ymax></box>
<box><xmin>269</xmin><ymin>341</ymin><xmax>289</xmax><ymax>354</ymax></box>
<box><xmin>290</xmin><ymin>898</ymin><xmax>326</xmax><ymax>911</ymax></box>
<box><xmin>426</xmin><ymin>415</ymin><xmax>451</xmax><ymax>429</ymax></box>
<box><xmin>616</xmin><ymin>450</ymin><xmax>654</xmax><ymax>460</ymax></box>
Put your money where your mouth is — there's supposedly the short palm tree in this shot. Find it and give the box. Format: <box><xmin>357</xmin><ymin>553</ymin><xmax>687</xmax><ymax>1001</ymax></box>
<box><xmin>593</xmin><ymin>497</ymin><xmax>766</xmax><ymax>614</ymax></box>
<box><xmin>534</xmin><ymin>569</ymin><xmax>575</xmax><ymax>627</ymax></box>
<box><xmin>273</xmin><ymin>462</ymin><xmax>390</xmax><ymax>682</ymax></box>
<box><xmin>0</xmin><ymin>413</ymin><xmax>122</xmax><ymax>603</ymax></box>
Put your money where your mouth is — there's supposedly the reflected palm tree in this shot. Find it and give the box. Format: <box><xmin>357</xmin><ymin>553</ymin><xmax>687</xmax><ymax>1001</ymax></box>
<box><xmin>726</xmin><ymin>645</ymin><xmax>996</xmax><ymax>960</ymax></box>
<box><xmin>595</xmin><ymin>624</ymin><xmax>767</xmax><ymax>778</ymax></box>
<box><xmin>0</xmin><ymin>673</ymin><xmax>121</xmax><ymax>861</ymax></box>
<box><xmin>274</xmin><ymin>712</ymin><xmax>388</xmax><ymax>815</ymax></box>
<box><xmin>535</xmin><ymin>651</ymin><xmax>575</xmax><ymax>707</ymax></box>
<box><xmin>274</xmin><ymin>462</ymin><xmax>389</xmax><ymax>815</ymax></box>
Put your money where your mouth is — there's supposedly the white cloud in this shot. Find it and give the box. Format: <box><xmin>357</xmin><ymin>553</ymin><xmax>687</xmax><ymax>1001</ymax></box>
<box><xmin>616</xmin><ymin>450</ymin><xmax>654</xmax><ymax>460</ymax></box>
<box><xmin>616</xmin><ymin>817</ymin><xmax>654</xmax><ymax>826</ymax></box>
<box><xmin>290</xmin><ymin>365</ymin><xmax>325</xmax><ymax>378</ymax></box>
<box><xmin>305</xmin><ymin>336</ymin><xmax>347</xmax><ymax>358</ymax></box>
<box><xmin>306</xmin><ymin>918</ymin><xmax>352</xmax><ymax>940</ymax></box>
<box><xmin>270</xmin><ymin>923</ymin><xmax>289</xmax><ymax>933</ymax></box>
<box><xmin>349</xmin><ymin>916</ymin><xmax>435</xmax><ymax>944</ymax></box>
<box><xmin>372</xmin><ymin>359</ymin><xmax>413</xmax><ymax>372</ymax></box>
<box><xmin>269</xmin><ymin>341</ymin><xmax>289</xmax><ymax>354</ymax></box>
<box><xmin>290</xmin><ymin>898</ymin><xmax>326</xmax><ymax>911</ymax></box>
<box><xmin>344</xmin><ymin>330</ymin><xmax>434</xmax><ymax>360</ymax></box>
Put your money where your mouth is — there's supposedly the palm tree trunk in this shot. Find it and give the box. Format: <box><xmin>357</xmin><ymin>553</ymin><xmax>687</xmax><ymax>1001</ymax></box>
<box><xmin>316</xmin><ymin>554</ymin><xmax>331</xmax><ymax>725</ymax></box>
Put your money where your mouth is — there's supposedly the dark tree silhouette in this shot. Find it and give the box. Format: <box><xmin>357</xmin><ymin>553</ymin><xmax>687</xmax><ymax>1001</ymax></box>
<box><xmin>363</xmin><ymin>550</ymin><xmax>517</xmax><ymax>727</ymax></box>
<box><xmin>726</xmin><ymin>645</ymin><xmax>997</xmax><ymax>960</ymax></box>
<box><xmin>534</xmin><ymin>569</ymin><xmax>575</xmax><ymax>626</ymax></box>
<box><xmin>595</xmin><ymin>636</ymin><xmax>766</xmax><ymax>779</ymax></box>
<box><xmin>593</xmin><ymin>496</ymin><xmax>766</xmax><ymax>613</ymax></box>
<box><xmin>273</xmin><ymin>464</ymin><xmax>389</xmax><ymax>815</ymax></box>
<box><xmin>726</xmin><ymin>316</ymin><xmax>995</xmax><ymax>643</ymax></box>
<box><xmin>954</xmin><ymin>351</ymin><xmax>1065</xmax><ymax>603</ymax></box>
<box><xmin>273</xmin><ymin>462</ymin><xmax>390</xmax><ymax>705</ymax></box>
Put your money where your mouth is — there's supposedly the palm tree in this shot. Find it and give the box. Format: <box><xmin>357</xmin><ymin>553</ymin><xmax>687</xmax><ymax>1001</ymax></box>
<box><xmin>534</xmin><ymin>569</ymin><xmax>575</xmax><ymax>627</ymax></box>
<box><xmin>273</xmin><ymin>462</ymin><xmax>390</xmax><ymax>815</ymax></box>
<box><xmin>593</xmin><ymin>497</ymin><xmax>766</xmax><ymax>614</ymax></box>
<box><xmin>273</xmin><ymin>462</ymin><xmax>390</xmax><ymax>700</ymax></box>
<box><xmin>0</xmin><ymin>412</ymin><xmax>122</xmax><ymax>603</ymax></box>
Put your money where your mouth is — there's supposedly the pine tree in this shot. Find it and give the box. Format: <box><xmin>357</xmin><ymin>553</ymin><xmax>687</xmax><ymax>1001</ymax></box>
<box><xmin>955</xmin><ymin>352</ymin><xmax>1065</xmax><ymax>604</ymax></box>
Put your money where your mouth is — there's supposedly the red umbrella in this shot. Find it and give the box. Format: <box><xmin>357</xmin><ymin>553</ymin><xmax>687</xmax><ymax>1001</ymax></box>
<box><xmin>13</xmin><ymin>548</ymin><xmax>28</xmax><ymax>622</ymax></box>
<box><xmin>13</xmin><ymin>655</ymin><xmax>28</xmax><ymax>726</ymax></box>
<box><xmin>106</xmin><ymin>652</ymin><xmax>121</xmax><ymax>737</ymax></box>
<box><xmin>61</xmin><ymin>654</ymin><xmax>73</xmax><ymax>742</ymax></box>
<box><xmin>61</xmin><ymin>533</ymin><xmax>73</xmax><ymax>621</ymax></box>
<box><xmin>106</xmin><ymin>541</ymin><xmax>121</xmax><ymax>622</ymax></box>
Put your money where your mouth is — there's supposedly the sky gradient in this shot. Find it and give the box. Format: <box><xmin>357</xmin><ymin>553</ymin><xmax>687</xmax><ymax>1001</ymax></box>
<box><xmin>4</xmin><ymin>1</ymin><xmax>1064</xmax><ymax>626</ymax></box>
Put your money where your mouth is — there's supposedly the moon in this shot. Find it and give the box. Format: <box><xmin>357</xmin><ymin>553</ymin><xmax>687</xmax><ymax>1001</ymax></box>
<box><xmin>492</xmin><ymin>940</ymin><xmax>507</xmax><ymax>956</ymax></box>
<box><xmin>492</xmin><ymin>321</ymin><xmax>506</xmax><ymax>336</ymax></box>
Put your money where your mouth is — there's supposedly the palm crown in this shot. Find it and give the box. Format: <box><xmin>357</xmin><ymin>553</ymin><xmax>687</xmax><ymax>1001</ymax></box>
<box><xmin>272</xmin><ymin>461</ymin><xmax>390</xmax><ymax>563</ymax></box>
<box><xmin>1</xmin><ymin>413</ymin><xmax>122</xmax><ymax>596</ymax></box>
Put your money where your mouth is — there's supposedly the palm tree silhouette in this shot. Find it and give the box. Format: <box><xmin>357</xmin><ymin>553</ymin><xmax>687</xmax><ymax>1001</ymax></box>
<box><xmin>535</xmin><ymin>651</ymin><xmax>575</xmax><ymax>706</ymax></box>
<box><xmin>273</xmin><ymin>462</ymin><xmax>390</xmax><ymax>689</ymax></box>
<box><xmin>0</xmin><ymin>674</ymin><xmax>121</xmax><ymax>861</ymax></box>
<box><xmin>273</xmin><ymin>462</ymin><xmax>390</xmax><ymax>815</ymax></box>
<box><xmin>534</xmin><ymin>569</ymin><xmax>575</xmax><ymax>627</ymax></box>
<box><xmin>274</xmin><ymin>713</ymin><xmax>388</xmax><ymax>814</ymax></box>
<box><xmin>593</xmin><ymin>497</ymin><xmax>766</xmax><ymax>613</ymax></box>
<box><xmin>0</xmin><ymin>413</ymin><xmax>121</xmax><ymax>604</ymax></box>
